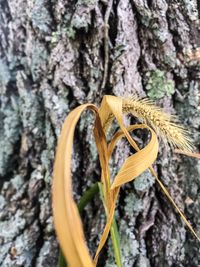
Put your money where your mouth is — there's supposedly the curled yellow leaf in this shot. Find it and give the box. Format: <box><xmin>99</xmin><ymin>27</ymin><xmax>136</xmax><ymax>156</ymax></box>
<box><xmin>52</xmin><ymin>95</ymin><xmax>200</xmax><ymax>267</ymax></box>
<box><xmin>94</xmin><ymin>124</ymin><xmax>159</xmax><ymax>263</ymax></box>
<box><xmin>53</xmin><ymin>104</ymin><xmax>105</xmax><ymax>267</ymax></box>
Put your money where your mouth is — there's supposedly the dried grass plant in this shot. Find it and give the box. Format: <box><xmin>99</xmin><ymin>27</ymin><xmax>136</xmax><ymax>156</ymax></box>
<box><xmin>52</xmin><ymin>95</ymin><xmax>199</xmax><ymax>267</ymax></box>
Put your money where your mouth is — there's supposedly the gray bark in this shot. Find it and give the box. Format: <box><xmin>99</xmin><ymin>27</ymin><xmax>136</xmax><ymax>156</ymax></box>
<box><xmin>0</xmin><ymin>0</ymin><xmax>200</xmax><ymax>266</ymax></box>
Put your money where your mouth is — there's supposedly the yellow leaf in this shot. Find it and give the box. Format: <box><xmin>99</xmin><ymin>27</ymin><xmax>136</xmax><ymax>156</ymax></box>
<box><xmin>53</xmin><ymin>104</ymin><xmax>105</xmax><ymax>267</ymax></box>
<box><xmin>94</xmin><ymin>124</ymin><xmax>159</xmax><ymax>263</ymax></box>
<box><xmin>52</xmin><ymin>95</ymin><xmax>200</xmax><ymax>267</ymax></box>
<box><xmin>111</xmin><ymin>125</ymin><xmax>158</xmax><ymax>189</ymax></box>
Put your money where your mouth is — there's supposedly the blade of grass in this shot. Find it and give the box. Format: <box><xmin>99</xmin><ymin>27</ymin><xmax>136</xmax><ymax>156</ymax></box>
<box><xmin>58</xmin><ymin>250</ymin><xmax>67</xmax><ymax>267</ymax></box>
<box><xmin>98</xmin><ymin>182</ymin><xmax>122</xmax><ymax>267</ymax></box>
<box><xmin>78</xmin><ymin>182</ymin><xmax>99</xmax><ymax>215</ymax></box>
<box><xmin>58</xmin><ymin>182</ymin><xmax>99</xmax><ymax>267</ymax></box>
<box><xmin>110</xmin><ymin>216</ymin><xmax>122</xmax><ymax>267</ymax></box>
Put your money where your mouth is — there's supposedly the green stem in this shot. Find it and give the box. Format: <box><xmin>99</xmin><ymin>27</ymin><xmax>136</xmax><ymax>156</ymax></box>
<box><xmin>110</xmin><ymin>217</ymin><xmax>122</xmax><ymax>267</ymax></box>
<box><xmin>58</xmin><ymin>182</ymin><xmax>99</xmax><ymax>267</ymax></box>
<box><xmin>58</xmin><ymin>250</ymin><xmax>66</xmax><ymax>267</ymax></box>
<box><xmin>98</xmin><ymin>183</ymin><xmax>122</xmax><ymax>267</ymax></box>
<box><xmin>78</xmin><ymin>182</ymin><xmax>99</xmax><ymax>214</ymax></box>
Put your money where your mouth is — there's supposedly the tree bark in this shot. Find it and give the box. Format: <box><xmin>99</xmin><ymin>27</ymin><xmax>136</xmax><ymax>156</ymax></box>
<box><xmin>0</xmin><ymin>0</ymin><xmax>200</xmax><ymax>266</ymax></box>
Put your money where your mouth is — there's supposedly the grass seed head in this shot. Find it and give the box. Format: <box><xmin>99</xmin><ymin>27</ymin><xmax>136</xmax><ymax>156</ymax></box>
<box><xmin>122</xmin><ymin>96</ymin><xmax>194</xmax><ymax>152</ymax></box>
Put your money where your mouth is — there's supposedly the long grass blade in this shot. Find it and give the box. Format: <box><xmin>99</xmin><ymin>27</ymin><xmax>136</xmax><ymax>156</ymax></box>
<box><xmin>53</xmin><ymin>104</ymin><xmax>107</xmax><ymax>267</ymax></box>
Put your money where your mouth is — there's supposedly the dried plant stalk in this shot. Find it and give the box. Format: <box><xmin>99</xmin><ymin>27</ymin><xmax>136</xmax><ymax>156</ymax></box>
<box><xmin>52</xmin><ymin>95</ymin><xmax>199</xmax><ymax>267</ymax></box>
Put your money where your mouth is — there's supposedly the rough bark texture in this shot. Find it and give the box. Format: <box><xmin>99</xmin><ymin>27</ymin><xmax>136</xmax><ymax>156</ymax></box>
<box><xmin>0</xmin><ymin>0</ymin><xmax>200</xmax><ymax>266</ymax></box>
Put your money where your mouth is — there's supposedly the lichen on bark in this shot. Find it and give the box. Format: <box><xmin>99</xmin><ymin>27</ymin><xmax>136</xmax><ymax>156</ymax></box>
<box><xmin>0</xmin><ymin>0</ymin><xmax>200</xmax><ymax>266</ymax></box>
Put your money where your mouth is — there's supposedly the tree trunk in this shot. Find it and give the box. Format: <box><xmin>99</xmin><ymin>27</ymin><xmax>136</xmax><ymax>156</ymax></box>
<box><xmin>0</xmin><ymin>0</ymin><xmax>199</xmax><ymax>266</ymax></box>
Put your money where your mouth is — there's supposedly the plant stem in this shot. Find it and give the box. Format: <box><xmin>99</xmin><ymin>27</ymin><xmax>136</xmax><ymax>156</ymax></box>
<box><xmin>78</xmin><ymin>182</ymin><xmax>99</xmax><ymax>214</ymax></box>
<box><xmin>110</xmin><ymin>217</ymin><xmax>122</xmax><ymax>267</ymax></box>
<box><xmin>98</xmin><ymin>183</ymin><xmax>122</xmax><ymax>267</ymax></box>
<box><xmin>58</xmin><ymin>250</ymin><xmax>66</xmax><ymax>267</ymax></box>
<box><xmin>58</xmin><ymin>182</ymin><xmax>99</xmax><ymax>267</ymax></box>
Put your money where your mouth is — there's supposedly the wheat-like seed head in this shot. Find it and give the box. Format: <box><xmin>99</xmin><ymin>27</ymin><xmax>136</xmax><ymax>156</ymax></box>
<box><xmin>122</xmin><ymin>96</ymin><xmax>194</xmax><ymax>152</ymax></box>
